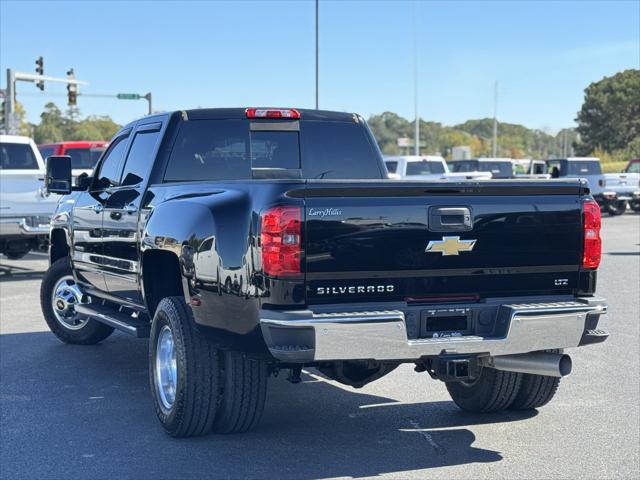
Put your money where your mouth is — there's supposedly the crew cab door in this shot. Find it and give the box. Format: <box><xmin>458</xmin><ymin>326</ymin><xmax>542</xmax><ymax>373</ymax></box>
<box><xmin>102</xmin><ymin>122</ymin><xmax>162</xmax><ymax>304</ymax></box>
<box><xmin>72</xmin><ymin>133</ymin><xmax>130</xmax><ymax>291</ymax></box>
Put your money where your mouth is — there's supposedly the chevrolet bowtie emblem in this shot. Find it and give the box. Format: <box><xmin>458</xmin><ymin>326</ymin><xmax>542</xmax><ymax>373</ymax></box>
<box><xmin>425</xmin><ymin>236</ymin><xmax>476</xmax><ymax>256</ymax></box>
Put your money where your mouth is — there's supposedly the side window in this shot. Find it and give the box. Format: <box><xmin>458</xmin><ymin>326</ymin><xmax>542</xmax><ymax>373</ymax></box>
<box><xmin>120</xmin><ymin>127</ymin><xmax>161</xmax><ymax>186</ymax></box>
<box><xmin>199</xmin><ymin>237</ymin><xmax>213</xmax><ymax>253</ymax></box>
<box><xmin>385</xmin><ymin>161</ymin><xmax>398</xmax><ymax>173</ymax></box>
<box><xmin>93</xmin><ymin>136</ymin><xmax>129</xmax><ymax>190</ymax></box>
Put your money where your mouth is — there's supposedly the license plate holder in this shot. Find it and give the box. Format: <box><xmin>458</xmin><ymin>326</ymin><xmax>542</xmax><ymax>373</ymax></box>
<box><xmin>419</xmin><ymin>308</ymin><xmax>472</xmax><ymax>338</ymax></box>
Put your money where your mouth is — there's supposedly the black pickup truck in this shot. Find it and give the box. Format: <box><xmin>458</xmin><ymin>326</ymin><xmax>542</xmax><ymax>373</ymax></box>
<box><xmin>41</xmin><ymin>108</ymin><xmax>608</xmax><ymax>437</ymax></box>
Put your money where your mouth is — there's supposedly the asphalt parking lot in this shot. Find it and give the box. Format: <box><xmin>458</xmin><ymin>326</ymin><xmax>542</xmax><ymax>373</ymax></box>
<box><xmin>1</xmin><ymin>214</ymin><xmax>638</xmax><ymax>480</ymax></box>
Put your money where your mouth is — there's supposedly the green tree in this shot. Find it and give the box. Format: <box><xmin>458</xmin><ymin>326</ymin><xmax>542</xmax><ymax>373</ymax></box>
<box><xmin>33</xmin><ymin>102</ymin><xmax>65</xmax><ymax>143</ymax></box>
<box><xmin>66</xmin><ymin>121</ymin><xmax>103</xmax><ymax>141</ymax></box>
<box><xmin>31</xmin><ymin>102</ymin><xmax>120</xmax><ymax>143</ymax></box>
<box><xmin>14</xmin><ymin>102</ymin><xmax>33</xmax><ymax>137</ymax></box>
<box><xmin>367</xmin><ymin>112</ymin><xmax>412</xmax><ymax>154</ymax></box>
<box><xmin>575</xmin><ymin>69</ymin><xmax>640</xmax><ymax>155</ymax></box>
<box><xmin>81</xmin><ymin>115</ymin><xmax>120</xmax><ymax>140</ymax></box>
<box><xmin>368</xmin><ymin>112</ymin><xmax>579</xmax><ymax>160</ymax></box>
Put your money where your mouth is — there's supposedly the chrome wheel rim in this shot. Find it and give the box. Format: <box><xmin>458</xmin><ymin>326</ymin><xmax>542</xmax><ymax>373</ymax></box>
<box><xmin>51</xmin><ymin>275</ymin><xmax>88</xmax><ymax>330</ymax></box>
<box><xmin>155</xmin><ymin>325</ymin><xmax>177</xmax><ymax>410</ymax></box>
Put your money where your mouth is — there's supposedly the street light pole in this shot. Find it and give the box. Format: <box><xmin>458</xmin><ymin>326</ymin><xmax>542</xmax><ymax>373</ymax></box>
<box><xmin>315</xmin><ymin>0</ymin><xmax>319</xmax><ymax>110</ymax></box>
<box><xmin>492</xmin><ymin>81</ymin><xmax>498</xmax><ymax>157</ymax></box>
<box><xmin>413</xmin><ymin>1</ymin><xmax>419</xmax><ymax>156</ymax></box>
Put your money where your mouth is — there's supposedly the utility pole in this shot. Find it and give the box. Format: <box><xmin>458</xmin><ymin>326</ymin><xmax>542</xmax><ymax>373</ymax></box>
<box><xmin>4</xmin><ymin>68</ymin><xmax>15</xmax><ymax>133</ymax></box>
<box><xmin>492</xmin><ymin>81</ymin><xmax>498</xmax><ymax>157</ymax></box>
<box><xmin>413</xmin><ymin>1</ymin><xmax>419</xmax><ymax>156</ymax></box>
<box><xmin>315</xmin><ymin>0</ymin><xmax>319</xmax><ymax>109</ymax></box>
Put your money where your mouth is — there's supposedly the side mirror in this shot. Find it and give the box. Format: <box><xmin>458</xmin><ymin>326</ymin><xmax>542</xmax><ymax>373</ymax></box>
<box><xmin>45</xmin><ymin>155</ymin><xmax>72</xmax><ymax>195</ymax></box>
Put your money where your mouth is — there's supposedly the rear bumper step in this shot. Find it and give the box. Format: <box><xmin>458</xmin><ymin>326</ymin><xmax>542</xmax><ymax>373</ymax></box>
<box><xmin>260</xmin><ymin>299</ymin><xmax>608</xmax><ymax>362</ymax></box>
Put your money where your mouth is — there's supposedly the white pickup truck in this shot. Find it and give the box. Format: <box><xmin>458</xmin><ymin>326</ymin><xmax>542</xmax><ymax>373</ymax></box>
<box><xmin>0</xmin><ymin>135</ymin><xmax>58</xmax><ymax>259</ymax></box>
<box><xmin>384</xmin><ymin>155</ymin><xmax>492</xmax><ymax>181</ymax></box>
<box><xmin>546</xmin><ymin>157</ymin><xmax>636</xmax><ymax>215</ymax></box>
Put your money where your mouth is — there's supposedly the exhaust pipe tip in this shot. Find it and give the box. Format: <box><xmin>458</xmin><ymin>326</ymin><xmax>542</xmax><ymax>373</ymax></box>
<box><xmin>487</xmin><ymin>352</ymin><xmax>573</xmax><ymax>378</ymax></box>
<box><xmin>558</xmin><ymin>354</ymin><xmax>572</xmax><ymax>377</ymax></box>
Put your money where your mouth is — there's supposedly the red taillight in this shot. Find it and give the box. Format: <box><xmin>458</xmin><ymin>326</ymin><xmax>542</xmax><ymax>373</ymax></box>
<box><xmin>582</xmin><ymin>199</ymin><xmax>602</xmax><ymax>269</ymax></box>
<box><xmin>246</xmin><ymin>108</ymin><xmax>300</xmax><ymax>119</ymax></box>
<box><xmin>260</xmin><ymin>206</ymin><xmax>302</xmax><ymax>276</ymax></box>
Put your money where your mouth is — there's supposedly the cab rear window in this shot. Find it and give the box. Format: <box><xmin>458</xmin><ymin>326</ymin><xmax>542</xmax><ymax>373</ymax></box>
<box><xmin>66</xmin><ymin>147</ymin><xmax>106</xmax><ymax>169</ymax></box>
<box><xmin>0</xmin><ymin>143</ymin><xmax>39</xmax><ymax>170</ymax></box>
<box><xmin>478</xmin><ymin>161</ymin><xmax>513</xmax><ymax>177</ymax></box>
<box><xmin>567</xmin><ymin>161</ymin><xmax>601</xmax><ymax>175</ymax></box>
<box><xmin>406</xmin><ymin>161</ymin><xmax>445</xmax><ymax>175</ymax></box>
<box><xmin>164</xmin><ymin>119</ymin><xmax>383</xmax><ymax>182</ymax></box>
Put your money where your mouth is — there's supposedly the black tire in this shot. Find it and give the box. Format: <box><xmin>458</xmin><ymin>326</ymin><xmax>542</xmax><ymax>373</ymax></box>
<box><xmin>629</xmin><ymin>201</ymin><xmax>640</xmax><ymax>212</ymax></box>
<box><xmin>606</xmin><ymin>200</ymin><xmax>627</xmax><ymax>215</ymax></box>
<box><xmin>149</xmin><ymin>297</ymin><xmax>268</xmax><ymax>437</ymax></box>
<box><xmin>212</xmin><ymin>350</ymin><xmax>268</xmax><ymax>434</ymax></box>
<box><xmin>446</xmin><ymin>367</ymin><xmax>522</xmax><ymax>413</ymax></box>
<box><xmin>509</xmin><ymin>374</ymin><xmax>560</xmax><ymax>410</ymax></box>
<box><xmin>149</xmin><ymin>297</ymin><xmax>219</xmax><ymax>438</ymax></box>
<box><xmin>5</xmin><ymin>250</ymin><xmax>28</xmax><ymax>260</ymax></box>
<box><xmin>509</xmin><ymin>349</ymin><xmax>562</xmax><ymax>410</ymax></box>
<box><xmin>40</xmin><ymin>257</ymin><xmax>114</xmax><ymax>345</ymax></box>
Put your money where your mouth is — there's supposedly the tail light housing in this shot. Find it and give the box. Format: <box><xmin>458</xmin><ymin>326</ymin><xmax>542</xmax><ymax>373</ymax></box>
<box><xmin>582</xmin><ymin>199</ymin><xmax>601</xmax><ymax>269</ymax></box>
<box><xmin>260</xmin><ymin>206</ymin><xmax>302</xmax><ymax>276</ymax></box>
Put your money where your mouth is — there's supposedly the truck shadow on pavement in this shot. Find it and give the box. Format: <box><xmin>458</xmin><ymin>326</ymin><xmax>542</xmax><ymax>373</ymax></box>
<box><xmin>0</xmin><ymin>266</ymin><xmax>44</xmax><ymax>281</ymax></box>
<box><xmin>0</xmin><ymin>331</ymin><xmax>538</xmax><ymax>479</ymax></box>
<box><xmin>0</xmin><ymin>256</ymin><xmax>46</xmax><ymax>282</ymax></box>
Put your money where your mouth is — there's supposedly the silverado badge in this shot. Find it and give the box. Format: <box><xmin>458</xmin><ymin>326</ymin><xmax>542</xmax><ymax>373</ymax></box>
<box><xmin>425</xmin><ymin>236</ymin><xmax>476</xmax><ymax>256</ymax></box>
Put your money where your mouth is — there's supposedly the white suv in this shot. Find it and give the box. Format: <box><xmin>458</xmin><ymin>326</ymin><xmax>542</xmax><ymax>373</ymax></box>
<box><xmin>0</xmin><ymin>135</ymin><xmax>58</xmax><ymax>259</ymax></box>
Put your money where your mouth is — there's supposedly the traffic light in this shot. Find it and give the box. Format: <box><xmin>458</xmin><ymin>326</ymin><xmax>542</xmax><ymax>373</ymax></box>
<box><xmin>35</xmin><ymin>56</ymin><xmax>44</xmax><ymax>91</ymax></box>
<box><xmin>66</xmin><ymin>68</ymin><xmax>77</xmax><ymax>106</ymax></box>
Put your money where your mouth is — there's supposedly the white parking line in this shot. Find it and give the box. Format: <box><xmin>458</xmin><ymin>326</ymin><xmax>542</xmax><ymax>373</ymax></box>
<box><xmin>405</xmin><ymin>419</ymin><xmax>445</xmax><ymax>454</ymax></box>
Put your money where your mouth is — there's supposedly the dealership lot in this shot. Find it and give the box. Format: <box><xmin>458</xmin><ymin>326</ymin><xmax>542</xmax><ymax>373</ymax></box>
<box><xmin>0</xmin><ymin>214</ymin><xmax>638</xmax><ymax>480</ymax></box>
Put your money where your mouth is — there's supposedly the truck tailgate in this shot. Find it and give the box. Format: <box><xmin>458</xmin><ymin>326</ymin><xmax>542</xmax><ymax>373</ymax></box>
<box><xmin>0</xmin><ymin>171</ymin><xmax>58</xmax><ymax>217</ymax></box>
<box><xmin>300</xmin><ymin>181</ymin><xmax>585</xmax><ymax>304</ymax></box>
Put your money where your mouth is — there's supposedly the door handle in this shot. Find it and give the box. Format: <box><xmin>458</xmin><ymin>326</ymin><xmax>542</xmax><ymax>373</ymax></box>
<box><xmin>124</xmin><ymin>203</ymin><xmax>138</xmax><ymax>214</ymax></box>
<box><xmin>92</xmin><ymin>204</ymin><xmax>104</xmax><ymax>214</ymax></box>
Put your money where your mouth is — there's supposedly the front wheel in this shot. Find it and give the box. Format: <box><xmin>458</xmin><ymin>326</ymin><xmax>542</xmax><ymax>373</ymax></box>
<box><xmin>629</xmin><ymin>200</ymin><xmax>640</xmax><ymax>212</ymax></box>
<box><xmin>40</xmin><ymin>257</ymin><xmax>114</xmax><ymax>345</ymax></box>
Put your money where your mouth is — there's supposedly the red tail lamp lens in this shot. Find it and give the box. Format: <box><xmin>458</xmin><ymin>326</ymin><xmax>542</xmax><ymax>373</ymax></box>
<box><xmin>261</xmin><ymin>206</ymin><xmax>302</xmax><ymax>276</ymax></box>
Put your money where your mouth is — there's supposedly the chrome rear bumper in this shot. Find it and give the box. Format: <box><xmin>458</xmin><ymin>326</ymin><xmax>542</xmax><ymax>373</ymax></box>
<box><xmin>0</xmin><ymin>216</ymin><xmax>50</xmax><ymax>236</ymax></box>
<box><xmin>260</xmin><ymin>299</ymin><xmax>608</xmax><ymax>362</ymax></box>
